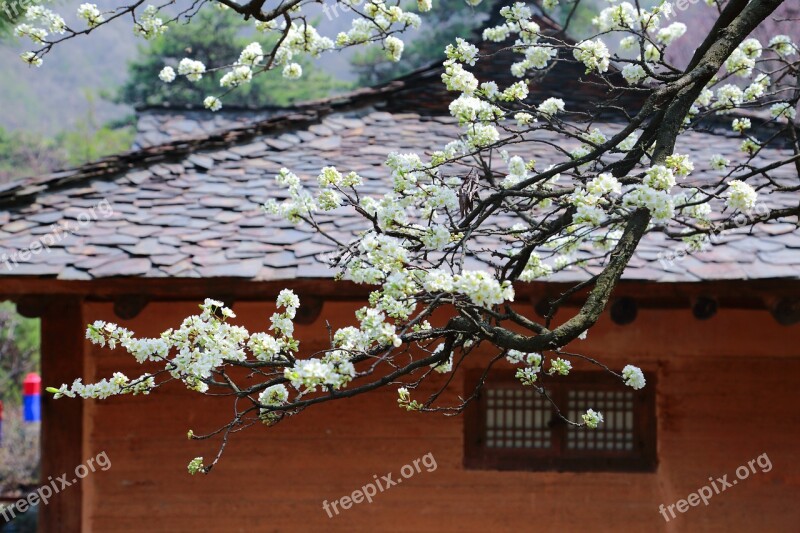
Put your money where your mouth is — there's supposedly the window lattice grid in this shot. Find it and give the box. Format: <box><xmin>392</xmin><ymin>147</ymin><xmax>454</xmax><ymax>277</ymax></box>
<box><xmin>566</xmin><ymin>389</ymin><xmax>635</xmax><ymax>451</ymax></box>
<box><xmin>484</xmin><ymin>387</ymin><xmax>552</xmax><ymax>449</ymax></box>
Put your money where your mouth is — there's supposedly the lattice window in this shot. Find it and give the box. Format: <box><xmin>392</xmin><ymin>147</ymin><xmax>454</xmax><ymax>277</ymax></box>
<box><xmin>566</xmin><ymin>389</ymin><xmax>635</xmax><ymax>452</ymax></box>
<box><xmin>464</xmin><ymin>371</ymin><xmax>656</xmax><ymax>472</ymax></box>
<box><xmin>485</xmin><ymin>388</ymin><xmax>552</xmax><ymax>449</ymax></box>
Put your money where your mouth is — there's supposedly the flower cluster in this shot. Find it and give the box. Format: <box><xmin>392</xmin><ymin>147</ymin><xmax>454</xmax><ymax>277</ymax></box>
<box><xmin>134</xmin><ymin>5</ymin><xmax>168</xmax><ymax>40</ymax></box>
<box><xmin>624</xmin><ymin>184</ymin><xmax>675</xmax><ymax>223</ymax></box>
<box><xmin>549</xmin><ymin>358</ymin><xmax>572</xmax><ymax>376</ymax></box>
<box><xmin>452</xmin><ymin>271</ymin><xmax>515</xmax><ymax>307</ymax></box>
<box><xmin>725</xmin><ymin>180</ymin><xmax>758</xmax><ymax>212</ymax></box>
<box><xmin>77</xmin><ymin>3</ymin><xmax>104</xmax><ymax>28</ymax></box>
<box><xmin>48</xmin><ymin>373</ymin><xmax>155</xmax><ymax>400</ymax></box>
<box><xmin>220</xmin><ymin>66</ymin><xmax>253</xmax><ymax>88</ymax></box>
<box><xmin>15</xmin><ymin>6</ymin><xmax>66</xmax><ymax>47</ymax></box>
<box><xmin>770</xmin><ymin>102</ymin><xmax>796</xmax><ymax>121</ymax></box>
<box><xmin>538</xmin><ymin>97</ymin><xmax>565</xmax><ymax>117</ymax></box>
<box><xmin>582</xmin><ymin>409</ymin><xmax>604</xmax><ymax>429</ymax></box>
<box><xmin>710</xmin><ymin>154</ymin><xmax>729</xmax><ymax>170</ymax></box>
<box><xmin>573</xmin><ymin>39</ymin><xmax>610</xmax><ymax>73</ymax></box>
<box><xmin>621</xmin><ymin>365</ymin><xmax>646</xmax><ymax>390</ymax></box>
<box><xmin>643</xmin><ymin>165</ymin><xmax>676</xmax><ymax>191</ymax></box>
<box><xmin>178</xmin><ymin>58</ymin><xmax>207</xmax><ymax>82</ymax></box>
<box><xmin>509</xmin><ymin>351</ymin><xmax>543</xmax><ymax>385</ymax></box>
<box><xmin>187</xmin><ymin>457</ymin><xmax>205</xmax><ymax>475</ymax></box>
<box><xmin>732</xmin><ymin>118</ymin><xmax>751</xmax><ymax>134</ymax></box>
<box><xmin>397</xmin><ymin>387</ymin><xmax>423</xmax><ymax>411</ymax></box>
<box><xmin>204</xmin><ymin>96</ymin><xmax>222</xmax><ymax>112</ymax></box>
<box><xmin>238</xmin><ymin>42</ymin><xmax>264</xmax><ymax>66</ymax></box>
<box><xmin>622</xmin><ymin>64</ymin><xmax>647</xmax><ymax>85</ymax></box>
<box><xmin>159</xmin><ymin>66</ymin><xmax>176</xmax><ymax>83</ymax></box>
<box><xmin>53</xmin><ymin>296</ymin><xmax>299</xmax><ymax>398</ymax></box>
<box><xmin>769</xmin><ymin>35</ymin><xmax>797</xmax><ymax>57</ymax></box>
<box><xmin>284</xmin><ymin>358</ymin><xmax>355</xmax><ymax>392</ymax></box>
<box><xmin>725</xmin><ymin>38</ymin><xmax>762</xmax><ymax>77</ymax></box>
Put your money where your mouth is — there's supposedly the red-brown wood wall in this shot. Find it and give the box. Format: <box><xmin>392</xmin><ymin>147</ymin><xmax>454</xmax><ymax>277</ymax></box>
<box><xmin>44</xmin><ymin>299</ymin><xmax>800</xmax><ymax>531</ymax></box>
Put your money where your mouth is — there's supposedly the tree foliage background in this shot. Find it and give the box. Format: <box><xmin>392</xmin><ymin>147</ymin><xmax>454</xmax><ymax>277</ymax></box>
<box><xmin>117</xmin><ymin>8</ymin><xmax>352</xmax><ymax>108</ymax></box>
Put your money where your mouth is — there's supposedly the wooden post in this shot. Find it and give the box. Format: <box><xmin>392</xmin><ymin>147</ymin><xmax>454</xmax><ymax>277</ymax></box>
<box><xmin>39</xmin><ymin>298</ymin><xmax>84</xmax><ymax>533</ymax></box>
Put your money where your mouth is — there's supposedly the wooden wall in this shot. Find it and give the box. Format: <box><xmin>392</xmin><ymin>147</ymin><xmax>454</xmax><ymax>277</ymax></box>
<box><xmin>68</xmin><ymin>299</ymin><xmax>800</xmax><ymax>532</ymax></box>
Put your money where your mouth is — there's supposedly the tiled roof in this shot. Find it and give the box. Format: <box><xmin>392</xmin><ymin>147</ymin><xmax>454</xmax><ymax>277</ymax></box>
<box><xmin>0</xmin><ymin>6</ymin><xmax>797</xmax><ymax>285</ymax></box>
<box><xmin>133</xmin><ymin>107</ymin><xmax>298</xmax><ymax>149</ymax></box>
<box><xmin>0</xmin><ymin>104</ymin><xmax>798</xmax><ymax>283</ymax></box>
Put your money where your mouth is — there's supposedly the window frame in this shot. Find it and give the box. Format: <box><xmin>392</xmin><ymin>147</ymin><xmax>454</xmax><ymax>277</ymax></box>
<box><xmin>463</xmin><ymin>369</ymin><xmax>657</xmax><ymax>472</ymax></box>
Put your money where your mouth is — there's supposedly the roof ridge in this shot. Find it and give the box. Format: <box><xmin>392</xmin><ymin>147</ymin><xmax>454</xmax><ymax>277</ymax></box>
<box><xmin>0</xmin><ymin>78</ymin><xmax>419</xmax><ymax>209</ymax></box>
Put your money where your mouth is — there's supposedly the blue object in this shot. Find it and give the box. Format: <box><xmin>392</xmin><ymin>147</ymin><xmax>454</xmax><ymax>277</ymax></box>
<box><xmin>23</xmin><ymin>395</ymin><xmax>40</xmax><ymax>423</ymax></box>
<box><xmin>23</xmin><ymin>373</ymin><xmax>41</xmax><ymax>423</ymax></box>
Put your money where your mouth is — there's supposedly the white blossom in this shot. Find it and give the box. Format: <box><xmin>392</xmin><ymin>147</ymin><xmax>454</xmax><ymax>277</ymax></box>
<box><xmin>710</xmin><ymin>154</ymin><xmax>729</xmax><ymax>170</ymax></box>
<box><xmin>622</xmin><ymin>64</ymin><xmax>647</xmax><ymax>85</ymax></box>
<box><xmin>537</xmin><ymin>97</ymin><xmax>565</xmax><ymax>116</ymax></box>
<box><xmin>725</xmin><ymin>180</ymin><xmax>757</xmax><ymax>212</ymax></box>
<box><xmin>238</xmin><ymin>42</ymin><xmax>264</xmax><ymax>66</ymax></box>
<box><xmin>732</xmin><ymin>118</ymin><xmax>751</xmax><ymax>133</ymax></box>
<box><xmin>178</xmin><ymin>58</ymin><xmax>207</xmax><ymax>82</ymax></box>
<box><xmin>385</xmin><ymin>36</ymin><xmax>405</xmax><ymax>62</ymax></box>
<box><xmin>582</xmin><ymin>409</ymin><xmax>604</xmax><ymax>428</ymax></box>
<box><xmin>549</xmin><ymin>358</ymin><xmax>572</xmax><ymax>376</ymax></box>
<box><xmin>769</xmin><ymin>35</ymin><xmax>796</xmax><ymax>57</ymax></box>
<box><xmin>621</xmin><ymin>365</ymin><xmax>646</xmax><ymax>389</ymax></box>
<box><xmin>77</xmin><ymin>3</ymin><xmax>104</xmax><ymax>28</ymax></box>
<box><xmin>592</xmin><ymin>3</ymin><xmax>637</xmax><ymax>32</ymax></box>
<box><xmin>657</xmin><ymin>22</ymin><xmax>686</xmax><ymax>46</ymax></box>
<box><xmin>258</xmin><ymin>384</ymin><xmax>289</xmax><ymax>408</ymax></box>
<box><xmin>24</xmin><ymin>6</ymin><xmax>66</xmax><ymax>34</ymax></box>
<box><xmin>770</xmin><ymin>102</ymin><xmax>796</xmax><ymax>121</ymax></box>
<box><xmin>442</xmin><ymin>60</ymin><xmax>479</xmax><ymax>95</ymax></box>
<box><xmin>740</xmin><ymin>138</ymin><xmax>760</xmax><ymax>156</ymax></box>
<box><xmin>283</xmin><ymin>63</ymin><xmax>303</xmax><ymax>79</ymax></box>
<box><xmin>643</xmin><ymin>165</ymin><xmax>676</xmax><ymax>191</ymax></box>
<box><xmin>573</xmin><ymin>39</ymin><xmax>610</xmax><ymax>73</ymax></box>
<box><xmin>20</xmin><ymin>52</ymin><xmax>43</xmax><ymax>67</ymax></box>
<box><xmin>588</xmin><ymin>173</ymin><xmax>621</xmax><ymax>196</ymax></box>
<box><xmin>665</xmin><ymin>153</ymin><xmax>694</xmax><ymax>178</ymax></box>
<box><xmin>445</xmin><ymin>38</ymin><xmax>479</xmax><ymax>66</ymax></box>
<box><xmin>159</xmin><ymin>66</ymin><xmax>176</xmax><ymax>83</ymax></box>
<box><xmin>220</xmin><ymin>65</ymin><xmax>253</xmax><ymax>88</ymax></box>
<box><xmin>134</xmin><ymin>5</ymin><xmax>168</xmax><ymax>40</ymax></box>
<box><xmin>203</xmin><ymin>96</ymin><xmax>222</xmax><ymax>112</ymax></box>
<box><xmin>453</xmin><ymin>270</ymin><xmax>514</xmax><ymax>308</ymax></box>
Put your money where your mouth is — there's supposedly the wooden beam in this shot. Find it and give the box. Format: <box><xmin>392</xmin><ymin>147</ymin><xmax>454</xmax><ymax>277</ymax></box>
<box><xmin>0</xmin><ymin>277</ymin><xmax>798</xmax><ymax>309</ymax></box>
<box><xmin>113</xmin><ymin>295</ymin><xmax>149</xmax><ymax>320</ymax></box>
<box><xmin>295</xmin><ymin>296</ymin><xmax>323</xmax><ymax>324</ymax></box>
<box><xmin>14</xmin><ymin>296</ymin><xmax>48</xmax><ymax>318</ymax></box>
<box><xmin>533</xmin><ymin>298</ymin><xmax>551</xmax><ymax>318</ymax></box>
<box><xmin>771</xmin><ymin>298</ymin><xmax>800</xmax><ymax>326</ymax></box>
<box><xmin>39</xmin><ymin>298</ymin><xmax>84</xmax><ymax>532</ymax></box>
<box><xmin>610</xmin><ymin>297</ymin><xmax>638</xmax><ymax>325</ymax></box>
<box><xmin>692</xmin><ymin>296</ymin><xmax>718</xmax><ymax>320</ymax></box>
